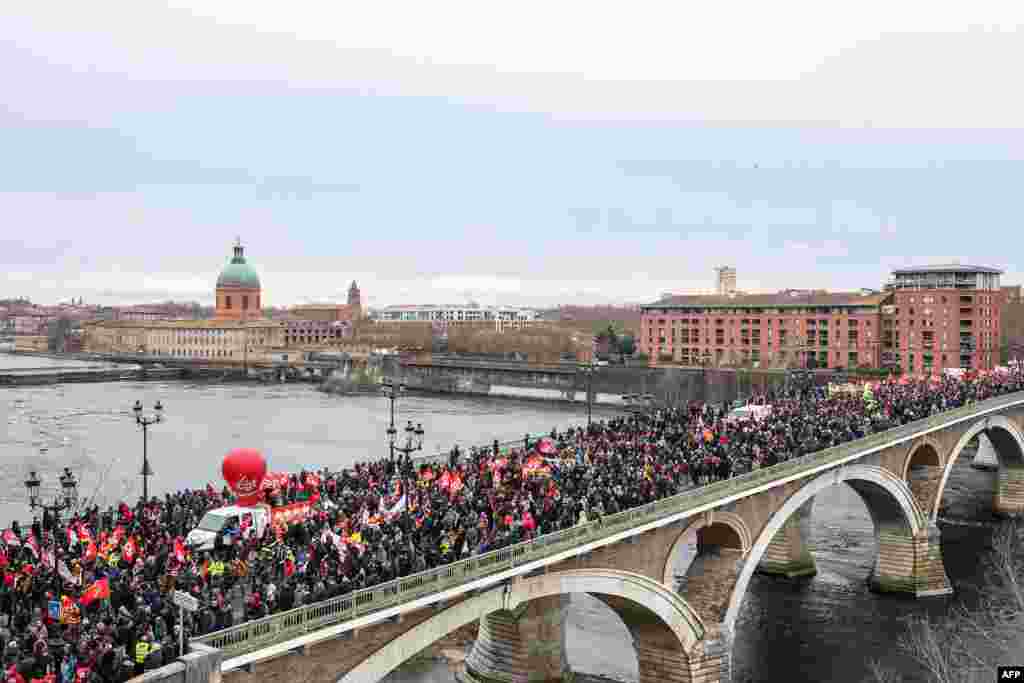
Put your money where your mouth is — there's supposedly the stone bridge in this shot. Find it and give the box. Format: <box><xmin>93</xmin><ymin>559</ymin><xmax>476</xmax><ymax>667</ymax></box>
<box><xmin>195</xmin><ymin>392</ymin><xmax>1024</xmax><ymax>683</ymax></box>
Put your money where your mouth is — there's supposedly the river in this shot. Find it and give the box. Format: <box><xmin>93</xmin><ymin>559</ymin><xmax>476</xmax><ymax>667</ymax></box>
<box><xmin>0</xmin><ymin>354</ymin><xmax>1017</xmax><ymax>682</ymax></box>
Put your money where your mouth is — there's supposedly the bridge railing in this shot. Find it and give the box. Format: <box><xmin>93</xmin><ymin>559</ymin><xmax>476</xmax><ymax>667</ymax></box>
<box><xmin>191</xmin><ymin>390</ymin><xmax>1024</xmax><ymax>659</ymax></box>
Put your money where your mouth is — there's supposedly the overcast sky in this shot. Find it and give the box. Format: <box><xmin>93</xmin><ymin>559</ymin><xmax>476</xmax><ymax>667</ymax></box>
<box><xmin>3</xmin><ymin>2</ymin><xmax>1023</xmax><ymax>308</ymax></box>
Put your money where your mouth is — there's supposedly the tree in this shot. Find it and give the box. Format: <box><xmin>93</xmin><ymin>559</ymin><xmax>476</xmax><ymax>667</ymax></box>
<box><xmin>869</xmin><ymin>519</ymin><xmax>1024</xmax><ymax>683</ymax></box>
<box><xmin>619</xmin><ymin>335</ymin><xmax>636</xmax><ymax>357</ymax></box>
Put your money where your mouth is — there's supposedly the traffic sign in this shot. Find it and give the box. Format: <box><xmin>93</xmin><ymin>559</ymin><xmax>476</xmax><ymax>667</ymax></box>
<box><xmin>172</xmin><ymin>590</ymin><xmax>200</xmax><ymax>613</ymax></box>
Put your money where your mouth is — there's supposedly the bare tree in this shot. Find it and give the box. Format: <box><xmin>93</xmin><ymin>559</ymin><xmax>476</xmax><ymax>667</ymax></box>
<box><xmin>867</xmin><ymin>519</ymin><xmax>1023</xmax><ymax>683</ymax></box>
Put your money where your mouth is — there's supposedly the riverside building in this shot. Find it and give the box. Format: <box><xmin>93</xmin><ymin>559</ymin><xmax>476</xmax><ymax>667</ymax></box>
<box><xmin>640</xmin><ymin>264</ymin><xmax>1003</xmax><ymax>375</ymax></box>
<box><xmin>82</xmin><ymin>240</ymin><xmax>285</xmax><ymax>362</ymax></box>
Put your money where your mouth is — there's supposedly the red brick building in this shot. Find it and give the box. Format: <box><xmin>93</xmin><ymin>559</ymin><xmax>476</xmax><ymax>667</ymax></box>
<box><xmin>640</xmin><ymin>264</ymin><xmax>1004</xmax><ymax>375</ymax></box>
<box><xmin>639</xmin><ymin>290</ymin><xmax>888</xmax><ymax>370</ymax></box>
<box><xmin>885</xmin><ymin>264</ymin><xmax>1003</xmax><ymax>374</ymax></box>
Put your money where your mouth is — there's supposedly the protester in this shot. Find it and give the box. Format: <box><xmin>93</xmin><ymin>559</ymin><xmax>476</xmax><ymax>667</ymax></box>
<box><xmin>2</xmin><ymin>370</ymin><xmax>1022</xmax><ymax>682</ymax></box>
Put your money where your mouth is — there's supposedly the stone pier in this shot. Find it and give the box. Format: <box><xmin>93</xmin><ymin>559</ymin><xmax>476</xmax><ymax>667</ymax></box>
<box><xmin>971</xmin><ymin>433</ymin><xmax>1000</xmax><ymax>471</ymax></box>
<box><xmin>870</xmin><ymin>524</ymin><xmax>951</xmax><ymax>597</ymax></box>
<box><xmin>757</xmin><ymin>500</ymin><xmax>816</xmax><ymax>579</ymax></box>
<box><xmin>994</xmin><ymin>462</ymin><xmax>1024</xmax><ymax>516</ymax></box>
<box><xmin>462</xmin><ymin>595</ymin><xmax>569</xmax><ymax>682</ymax></box>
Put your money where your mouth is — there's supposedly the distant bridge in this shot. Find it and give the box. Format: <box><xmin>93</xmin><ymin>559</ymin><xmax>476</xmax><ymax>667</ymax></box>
<box><xmin>190</xmin><ymin>391</ymin><xmax>1024</xmax><ymax>683</ymax></box>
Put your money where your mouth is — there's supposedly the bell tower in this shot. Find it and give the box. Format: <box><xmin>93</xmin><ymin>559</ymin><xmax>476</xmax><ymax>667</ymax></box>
<box><xmin>347</xmin><ymin>281</ymin><xmax>362</xmax><ymax>317</ymax></box>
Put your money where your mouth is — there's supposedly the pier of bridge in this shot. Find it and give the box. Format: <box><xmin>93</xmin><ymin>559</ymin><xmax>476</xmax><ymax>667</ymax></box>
<box><xmin>190</xmin><ymin>391</ymin><xmax>1024</xmax><ymax>683</ymax></box>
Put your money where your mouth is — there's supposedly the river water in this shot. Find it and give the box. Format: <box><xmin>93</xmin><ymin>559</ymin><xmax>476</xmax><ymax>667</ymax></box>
<box><xmin>0</xmin><ymin>355</ymin><xmax>1017</xmax><ymax>682</ymax></box>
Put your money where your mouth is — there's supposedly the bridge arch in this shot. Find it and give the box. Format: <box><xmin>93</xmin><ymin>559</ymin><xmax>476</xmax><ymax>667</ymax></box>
<box><xmin>339</xmin><ymin>569</ymin><xmax>706</xmax><ymax>683</ymax></box>
<box><xmin>902</xmin><ymin>438</ymin><xmax>943</xmax><ymax>481</ymax></box>
<box><xmin>661</xmin><ymin>511</ymin><xmax>753</xmax><ymax>587</ymax></box>
<box><xmin>723</xmin><ymin>464</ymin><xmax>924</xmax><ymax>631</ymax></box>
<box><xmin>933</xmin><ymin>414</ymin><xmax>1024</xmax><ymax>521</ymax></box>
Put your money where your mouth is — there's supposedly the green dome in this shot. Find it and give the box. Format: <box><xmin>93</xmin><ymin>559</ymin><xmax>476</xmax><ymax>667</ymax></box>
<box><xmin>216</xmin><ymin>242</ymin><xmax>261</xmax><ymax>289</ymax></box>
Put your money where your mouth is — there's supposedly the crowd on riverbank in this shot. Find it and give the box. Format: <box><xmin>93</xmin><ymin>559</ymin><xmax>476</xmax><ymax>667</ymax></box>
<box><xmin>2</xmin><ymin>370</ymin><xmax>1023</xmax><ymax>682</ymax></box>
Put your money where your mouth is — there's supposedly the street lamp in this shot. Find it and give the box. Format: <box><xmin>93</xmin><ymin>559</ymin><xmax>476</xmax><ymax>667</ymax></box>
<box><xmin>578</xmin><ymin>362</ymin><xmax>599</xmax><ymax>428</ymax></box>
<box><xmin>700</xmin><ymin>350</ymin><xmax>713</xmax><ymax>404</ymax></box>
<box><xmin>133</xmin><ymin>399</ymin><xmax>163</xmax><ymax>502</ymax></box>
<box><xmin>25</xmin><ymin>467</ymin><xmax>79</xmax><ymax>528</ymax></box>
<box><xmin>622</xmin><ymin>393</ymin><xmax>653</xmax><ymax>457</ymax></box>
<box><xmin>381</xmin><ymin>379</ymin><xmax>406</xmax><ymax>461</ymax></box>
<box><xmin>394</xmin><ymin>420</ymin><xmax>425</xmax><ymax>460</ymax></box>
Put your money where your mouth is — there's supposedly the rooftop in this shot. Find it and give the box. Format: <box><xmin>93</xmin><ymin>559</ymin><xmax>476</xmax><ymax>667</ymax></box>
<box><xmin>644</xmin><ymin>290</ymin><xmax>890</xmax><ymax>309</ymax></box>
<box><xmin>85</xmin><ymin>319</ymin><xmax>283</xmax><ymax>329</ymax></box>
<box><xmin>891</xmin><ymin>264</ymin><xmax>1003</xmax><ymax>275</ymax></box>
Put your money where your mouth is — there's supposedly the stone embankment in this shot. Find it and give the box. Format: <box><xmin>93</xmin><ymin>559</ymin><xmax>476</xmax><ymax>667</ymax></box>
<box><xmin>0</xmin><ymin>365</ymin><xmax>240</xmax><ymax>387</ymax></box>
<box><xmin>397</xmin><ymin>357</ymin><xmax>795</xmax><ymax>407</ymax></box>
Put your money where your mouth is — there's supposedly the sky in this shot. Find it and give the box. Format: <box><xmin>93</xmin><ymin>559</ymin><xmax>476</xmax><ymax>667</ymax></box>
<box><xmin>2</xmin><ymin>2</ymin><xmax>1024</xmax><ymax>309</ymax></box>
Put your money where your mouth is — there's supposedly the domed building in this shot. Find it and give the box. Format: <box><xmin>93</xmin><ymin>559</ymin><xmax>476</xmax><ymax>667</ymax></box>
<box><xmin>215</xmin><ymin>239</ymin><xmax>262</xmax><ymax>321</ymax></box>
<box><xmin>82</xmin><ymin>239</ymin><xmax>286</xmax><ymax>365</ymax></box>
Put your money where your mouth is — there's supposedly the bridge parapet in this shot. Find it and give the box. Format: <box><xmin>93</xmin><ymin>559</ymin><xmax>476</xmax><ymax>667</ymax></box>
<box><xmin>195</xmin><ymin>391</ymin><xmax>1024</xmax><ymax>665</ymax></box>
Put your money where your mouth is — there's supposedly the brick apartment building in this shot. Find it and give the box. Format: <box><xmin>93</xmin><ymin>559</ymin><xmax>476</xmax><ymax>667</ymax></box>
<box><xmin>640</xmin><ymin>264</ymin><xmax>1004</xmax><ymax>375</ymax></box>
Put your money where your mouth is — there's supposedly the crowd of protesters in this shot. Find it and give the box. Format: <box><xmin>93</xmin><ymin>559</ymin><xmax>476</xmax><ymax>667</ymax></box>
<box><xmin>2</xmin><ymin>369</ymin><xmax>1023</xmax><ymax>682</ymax></box>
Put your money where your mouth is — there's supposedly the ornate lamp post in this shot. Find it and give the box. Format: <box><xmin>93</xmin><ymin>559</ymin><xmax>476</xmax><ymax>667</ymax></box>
<box><xmin>622</xmin><ymin>393</ymin><xmax>653</xmax><ymax>457</ymax></box>
<box><xmin>579</xmin><ymin>362</ymin><xmax>599</xmax><ymax>428</ymax></box>
<box><xmin>381</xmin><ymin>379</ymin><xmax>405</xmax><ymax>461</ymax></box>
<box><xmin>700</xmin><ymin>350</ymin><xmax>713</xmax><ymax>404</ymax></box>
<box><xmin>132</xmin><ymin>399</ymin><xmax>164</xmax><ymax>502</ymax></box>
<box><xmin>25</xmin><ymin>467</ymin><xmax>79</xmax><ymax>529</ymax></box>
<box><xmin>394</xmin><ymin>420</ymin><xmax>425</xmax><ymax>459</ymax></box>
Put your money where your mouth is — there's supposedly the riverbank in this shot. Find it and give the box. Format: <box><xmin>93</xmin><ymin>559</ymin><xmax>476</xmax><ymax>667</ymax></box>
<box><xmin>397</xmin><ymin>358</ymin><xmax>796</xmax><ymax>407</ymax></box>
<box><xmin>0</xmin><ymin>365</ymin><xmax>242</xmax><ymax>387</ymax></box>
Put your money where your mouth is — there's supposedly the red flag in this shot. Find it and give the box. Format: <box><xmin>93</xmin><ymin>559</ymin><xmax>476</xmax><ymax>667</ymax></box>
<box><xmin>40</xmin><ymin>547</ymin><xmax>55</xmax><ymax>571</ymax></box>
<box><xmin>112</xmin><ymin>526</ymin><xmax>126</xmax><ymax>545</ymax></box>
<box><xmin>448</xmin><ymin>473</ymin><xmax>464</xmax><ymax>496</ymax></box>
<box><xmin>173</xmin><ymin>538</ymin><xmax>186</xmax><ymax>563</ymax></box>
<box><xmin>84</xmin><ymin>542</ymin><xmax>97</xmax><ymax>564</ymax></box>
<box><xmin>76</xmin><ymin>524</ymin><xmax>93</xmax><ymax>545</ymax></box>
<box><xmin>123</xmin><ymin>537</ymin><xmax>137</xmax><ymax>564</ymax></box>
<box><xmin>284</xmin><ymin>558</ymin><xmax>295</xmax><ymax>578</ymax></box>
<box><xmin>24</xmin><ymin>535</ymin><xmax>40</xmax><ymax>559</ymax></box>
<box><xmin>3</xmin><ymin>529</ymin><xmax>22</xmax><ymax>547</ymax></box>
<box><xmin>79</xmin><ymin>578</ymin><xmax>110</xmax><ymax>606</ymax></box>
<box><xmin>438</xmin><ymin>471</ymin><xmax>452</xmax><ymax>490</ymax></box>
<box><xmin>0</xmin><ymin>548</ymin><xmax>7</xmax><ymax>568</ymax></box>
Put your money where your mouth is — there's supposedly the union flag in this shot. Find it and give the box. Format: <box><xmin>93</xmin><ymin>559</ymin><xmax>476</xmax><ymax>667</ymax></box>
<box><xmin>123</xmin><ymin>537</ymin><xmax>137</xmax><ymax>564</ymax></box>
<box><xmin>173</xmin><ymin>538</ymin><xmax>186</xmax><ymax>563</ymax></box>
<box><xmin>79</xmin><ymin>578</ymin><xmax>110</xmax><ymax>606</ymax></box>
<box><xmin>2</xmin><ymin>529</ymin><xmax>20</xmax><ymax>547</ymax></box>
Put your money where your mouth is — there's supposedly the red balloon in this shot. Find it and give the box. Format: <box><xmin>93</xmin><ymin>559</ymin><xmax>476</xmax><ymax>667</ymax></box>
<box><xmin>222</xmin><ymin>448</ymin><xmax>268</xmax><ymax>506</ymax></box>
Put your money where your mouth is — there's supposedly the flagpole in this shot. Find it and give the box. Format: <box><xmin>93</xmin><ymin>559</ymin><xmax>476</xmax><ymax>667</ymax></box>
<box><xmin>179</xmin><ymin>603</ymin><xmax>185</xmax><ymax>658</ymax></box>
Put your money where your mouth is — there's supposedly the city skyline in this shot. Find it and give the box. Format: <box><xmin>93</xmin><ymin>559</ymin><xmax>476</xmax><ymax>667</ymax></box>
<box><xmin>3</xmin><ymin>4</ymin><xmax>1023</xmax><ymax>308</ymax></box>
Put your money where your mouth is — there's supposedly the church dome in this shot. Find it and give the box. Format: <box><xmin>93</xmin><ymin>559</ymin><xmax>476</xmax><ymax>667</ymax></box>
<box><xmin>216</xmin><ymin>241</ymin><xmax>260</xmax><ymax>289</ymax></box>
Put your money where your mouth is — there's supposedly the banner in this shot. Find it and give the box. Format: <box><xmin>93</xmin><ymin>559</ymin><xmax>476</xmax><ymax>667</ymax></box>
<box><xmin>2</xmin><ymin>529</ymin><xmax>21</xmax><ymax>547</ymax></box>
<box><xmin>123</xmin><ymin>537</ymin><xmax>137</xmax><ymax>564</ymax></box>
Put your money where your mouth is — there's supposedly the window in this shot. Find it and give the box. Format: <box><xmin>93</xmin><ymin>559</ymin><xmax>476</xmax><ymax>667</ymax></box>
<box><xmin>226</xmin><ymin>296</ymin><xmax>232</xmax><ymax>310</ymax></box>
<box><xmin>243</xmin><ymin>295</ymin><xmax>249</xmax><ymax>310</ymax></box>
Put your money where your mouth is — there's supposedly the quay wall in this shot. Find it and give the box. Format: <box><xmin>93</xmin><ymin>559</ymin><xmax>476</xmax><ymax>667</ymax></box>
<box><xmin>0</xmin><ymin>366</ymin><xmax>240</xmax><ymax>387</ymax></box>
<box><xmin>397</xmin><ymin>360</ymin><xmax>795</xmax><ymax>407</ymax></box>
